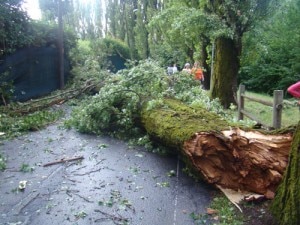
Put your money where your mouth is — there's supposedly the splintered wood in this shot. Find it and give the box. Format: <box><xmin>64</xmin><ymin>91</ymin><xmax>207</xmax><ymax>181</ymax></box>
<box><xmin>183</xmin><ymin>128</ymin><xmax>292</xmax><ymax>198</ymax></box>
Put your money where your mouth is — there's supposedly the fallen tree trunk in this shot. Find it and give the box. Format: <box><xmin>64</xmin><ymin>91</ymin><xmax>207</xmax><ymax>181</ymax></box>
<box><xmin>141</xmin><ymin>98</ymin><xmax>294</xmax><ymax>198</ymax></box>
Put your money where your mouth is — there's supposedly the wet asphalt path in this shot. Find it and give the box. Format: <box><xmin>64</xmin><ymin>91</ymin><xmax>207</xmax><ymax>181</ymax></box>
<box><xmin>0</xmin><ymin>109</ymin><xmax>214</xmax><ymax>225</ymax></box>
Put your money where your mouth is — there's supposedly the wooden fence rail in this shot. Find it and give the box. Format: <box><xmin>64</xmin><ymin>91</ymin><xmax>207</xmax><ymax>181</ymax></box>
<box><xmin>237</xmin><ymin>84</ymin><xmax>283</xmax><ymax>129</ymax></box>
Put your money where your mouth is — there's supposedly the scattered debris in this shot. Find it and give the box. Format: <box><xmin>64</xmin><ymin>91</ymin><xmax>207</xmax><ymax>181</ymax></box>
<box><xmin>167</xmin><ymin>169</ymin><xmax>176</xmax><ymax>177</ymax></box>
<box><xmin>18</xmin><ymin>180</ymin><xmax>27</xmax><ymax>190</ymax></box>
<box><xmin>98</xmin><ymin>144</ymin><xmax>108</xmax><ymax>149</ymax></box>
<box><xmin>94</xmin><ymin>209</ymin><xmax>130</xmax><ymax>224</ymax></box>
<box><xmin>74</xmin><ymin>211</ymin><xmax>88</xmax><ymax>219</ymax></box>
<box><xmin>206</xmin><ymin>208</ymin><xmax>218</xmax><ymax>215</ymax></box>
<box><xmin>217</xmin><ymin>185</ymin><xmax>265</xmax><ymax>212</ymax></box>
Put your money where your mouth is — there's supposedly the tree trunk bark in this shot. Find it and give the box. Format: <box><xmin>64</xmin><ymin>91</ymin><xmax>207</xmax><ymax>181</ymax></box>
<box><xmin>271</xmin><ymin>122</ymin><xmax>300</xmax><ymax>225</ymax></box>
<box><xmin>210</xmin><ymin>37</ymin><xmax>238</xmax><ymax>108</ymax></box>
<box><xmin>141</xmin><ymin>98</ymin><xmax>293</xmax><ymax>198</ymax></box>
<box><xmin>200</xmin><ymin>37</ymin><xmax>210</xmax><ymax>90</ymax></box>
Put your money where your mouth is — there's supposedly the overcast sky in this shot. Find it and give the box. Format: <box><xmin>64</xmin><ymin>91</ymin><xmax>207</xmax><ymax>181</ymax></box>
<box><xmin>22</xmin><ymin>0</ymin><xmax>106</xmax><ymax>20</ymax></box>
<box><xmin>22</xmin><ymin>0</ymin><xmax>42</xmax><ymax>20</ymax></box>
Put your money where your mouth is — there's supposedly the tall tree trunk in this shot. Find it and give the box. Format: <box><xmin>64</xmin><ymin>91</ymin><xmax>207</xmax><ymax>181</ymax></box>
<box><xmin>210</xmin><ymin>37</ymin><xmax>238</xmax><ymax>108</ymax></box>
<box><xmin>271</xmin><ymin>122</ymin><xmax>300</xmax><ymax>225</ymax></box>
<box><xmin>200</xmin><ymin>37</ymin><xmax>210</xmax><ymax>90</ymax></box>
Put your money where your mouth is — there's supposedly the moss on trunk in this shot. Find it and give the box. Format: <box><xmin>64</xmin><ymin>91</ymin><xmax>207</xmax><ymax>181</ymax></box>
<box><xmin>210</xmin><ymin>37</ymin><xmax>238</xmax><ymax>108</ymax></box>
<box><xmin>141</xmin><ymin>98</ymin><xmax>229</xmax><ymax>150</ymax></box>
<box><xmin>270</xmin><ymin>122</ymin><xmax>300</xmax><ymax>225</ymax></box>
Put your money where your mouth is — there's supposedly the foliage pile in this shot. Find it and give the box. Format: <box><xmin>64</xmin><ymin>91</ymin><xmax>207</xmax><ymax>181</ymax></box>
<box><xmin>66</xmin><ymin>59</ymin><xmax>231</xmax><ymax>139</ymax></box>
<box><xmin>65</xmin><ymin>60</ymin><xmax>168</xmax><ymax>138</ymax></box>
<box><xmin>0</xmin><ymin>109</ymin><xmax>64</xmax><ymax>139</ymax></box>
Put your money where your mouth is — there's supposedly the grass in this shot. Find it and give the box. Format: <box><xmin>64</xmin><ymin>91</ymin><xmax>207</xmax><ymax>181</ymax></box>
<box><xmin>19</xmin><ymin>163</ymin><xmax>35</xmax><ymax>172</ymax></box>
<box><xmin>191</xmin><ymin>194</ymin><xmax>244</xmax><ymax>225</ymax></box>
<box><xmin>0</xmin><ymin>109</ymin><xmax>64</xmax><ymax>139</ymax></box>
<box><xmin>239</xmin><ymin>91</ymin><xmax>299</xmax><ymax>128</ymax></box>
<box><xmin>0</xmin><ymin>153</ymin><xmax>6</xmax><ymax>171</ymax></box>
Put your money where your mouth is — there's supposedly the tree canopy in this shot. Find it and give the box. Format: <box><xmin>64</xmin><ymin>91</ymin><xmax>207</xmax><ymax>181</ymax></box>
<box><xmin>0</xmin><ymin>0</ymin><xmax>30</xmax><ymax>55</ymax></box>
<box><xmin>2</xmin><ymin>0</ymin><xmax>299</xmax><ymax>97</ymax></box>
<box><xmin>240</xmin><ymin>0</ymin><xmax>300</xmax><ymax>94</ymax></box>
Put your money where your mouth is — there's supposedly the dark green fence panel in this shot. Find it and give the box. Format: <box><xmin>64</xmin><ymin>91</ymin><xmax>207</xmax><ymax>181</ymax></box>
<box><xmin>0</xmin><ymin>46</ymin><xmax>69</xmax><ymax>102</ymax></box>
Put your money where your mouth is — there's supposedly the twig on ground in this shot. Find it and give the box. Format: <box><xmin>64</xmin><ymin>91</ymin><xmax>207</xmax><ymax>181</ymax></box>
<box><xmin>66</xmin><ymin>189</ymin><xmax>94</xmax><ymax>203</ymax></box>
<box><xmin>43</xmin><ymin>156</ymin><xmax>84</xmax><ymax>167</ymax></box>
<box><xmin>94</xmin><ymin>209</ymin><xmax>130</xmax><ymax>224</ymax></box>
<box><xmin>71</xmin><ymin>167</ymin><xmax>102</xmax><ymax>176</ymax></box>
<box><xmin>73</xmin><ymin>192</ymin><xmax>94</xmax><ymax>203</ymax></box>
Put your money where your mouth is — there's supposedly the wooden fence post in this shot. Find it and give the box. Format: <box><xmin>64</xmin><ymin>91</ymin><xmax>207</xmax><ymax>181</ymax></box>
<box><xmin>272</xmin><ymin>90</ymin><xmax>283</xmax><ymax>129</ymax></box>
<box><xmin>238</xmin><ymin>84</ymin><xmax>245</xmax><ymax>120</ymax></box>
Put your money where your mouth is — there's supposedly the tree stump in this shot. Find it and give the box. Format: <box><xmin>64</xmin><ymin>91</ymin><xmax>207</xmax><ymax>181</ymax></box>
<box><xmin>141</xmin><ymin>98</ymin><xmax>293</xmax><ymax>198</ymax></box>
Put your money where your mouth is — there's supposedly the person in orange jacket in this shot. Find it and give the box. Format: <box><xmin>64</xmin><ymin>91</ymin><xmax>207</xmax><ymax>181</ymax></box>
<box><xmin>191</xmin><ymin>61</ymin><xmax>204</xmax><ymax>86</ymax></box>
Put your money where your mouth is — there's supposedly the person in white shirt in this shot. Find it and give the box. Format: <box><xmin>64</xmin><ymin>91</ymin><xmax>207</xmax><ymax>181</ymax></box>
<box><xmin>182</xmin><ymin>63</ymin><xmax>191</xmax><ymax>74</ymax></box>
<box><xmin>172</xmin><ymin>64</ymin><xmax>178</xmax><ymax>73</ymax></box>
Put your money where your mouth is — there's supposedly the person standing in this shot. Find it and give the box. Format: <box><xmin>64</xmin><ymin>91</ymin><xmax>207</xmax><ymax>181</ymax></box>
<box><xmin>167</xmin><ymin>63</ymin><xmax>178</xmax><ymax>75</ymax></box>
<box><xmin>167</xmin><ymin>64</ymin><xmax>173</xmax><ymax>75</ymax></box>
<box><xmin>287</xmin><ymin>81</ymin><xmax>300</xmax><ymax>98</ymax></box>
<box><xmin>191</xmin><ymin>61</ymin><xmax>204</xmax><ymax>86</ymax></box>
<box><xmin>287</xmin><ymin>81</ymin><xmax>300</xmax><ymax>105</ymax></box>
<box><xmin>172</xmin><ymin>64</ymin><xmax>178</xmax><ymax>73</ymax></box>
<box><xmin>182</xmin><ymin>63</ymin><xmax>191</xmax><ymax>74</ymax></box>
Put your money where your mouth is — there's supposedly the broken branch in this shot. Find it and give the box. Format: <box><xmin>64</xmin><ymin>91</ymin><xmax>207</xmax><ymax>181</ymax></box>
<box><xmin>43</xmin><ymin>156</ymin><xmax>84</xmax><ymax>167</ymax></box>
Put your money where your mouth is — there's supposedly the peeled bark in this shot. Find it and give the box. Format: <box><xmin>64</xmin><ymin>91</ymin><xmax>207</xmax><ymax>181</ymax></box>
<box><xmin>141</xmin><ymin>98</ymin><xmax>293</xmax><ymax>197</ymax></box>
<box><xmin>183</xmin><ymin>129</ymin><xmax>291</xmax><ymax>198</ymax></box>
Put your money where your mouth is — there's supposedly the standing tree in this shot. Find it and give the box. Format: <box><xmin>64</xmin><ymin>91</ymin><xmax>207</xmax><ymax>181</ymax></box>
<box><xmin>105</xmin><ymin>0</ymin><xmax>139</xmax><ymax>60</ymax></box>
<box><xmin>39</xmin><ymin>0</ymin><xmax>72</xmax><ymax>23</ymax></box>
<box><xmin>124</xmin><ymin>0</ymin><xmax>138</xmax><ymax>59</ymax></box>
<box><xmin>134</xmin><ymin>0</ymin><xmax>149</xmax><ymax>59</ymax></box>
<box><xmin>71</xmin><ymin>0</ymin><xmax>103</xmax><ymax>39</ymax></box>
<box><xmin>240</xmin><ymin>0</ymin><xmax>300</xmax><ymax>94</ymax></box>
<box><xmin>105</xmin><ymin>0</ymin><xmax>119</xmax><ymax>38</ymax></box>
<box><xmin>271</xmin><ymin>121</ymin><xmax>300</xmax><ymax>225</ymax></box>
<box><xmin>39</xmin><ymin>0</ymin><xmax>104</xmax><ymax>40</ymax></box>
<box><xmin>149</xmin><ymin>0</ymin><xmax>280</xmax><ymax>107</ymax></box>
<box><xmin>148</xmin><ymin>1</ymin><xmax>219</xmax><ymax>89</ymax></box>
<box><xmin>105</xmin><ymin>0</ymin><xmax>166</xmax><ymax>60</ymax></box>
<box><xmin>205</xmin><ymin>0</ymin><xmax>280</xmax><ymax>107</ymax></box>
